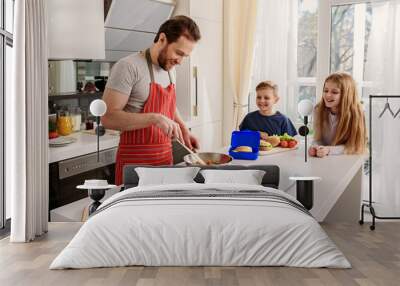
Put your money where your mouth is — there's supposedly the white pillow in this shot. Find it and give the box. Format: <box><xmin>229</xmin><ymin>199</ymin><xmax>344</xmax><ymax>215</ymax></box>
<box><xmin>135</xmin><ymin>167</ymin><xmax>201</xmax><ymax>186</ymax></box>
<box><xmin>200</xmin><ymin>169</ymin><xmax>266</xmax><ymax>185</ymax></box>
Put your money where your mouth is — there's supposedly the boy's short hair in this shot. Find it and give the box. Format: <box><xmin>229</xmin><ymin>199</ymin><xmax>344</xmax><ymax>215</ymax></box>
<box><xmin>256</xmin><ymin>81</ymin><xmax>278</xmax><ymax>97</ymax></box>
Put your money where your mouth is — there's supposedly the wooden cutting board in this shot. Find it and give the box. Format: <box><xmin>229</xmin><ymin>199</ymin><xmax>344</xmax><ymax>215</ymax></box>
<box><xmin>259</xmin><ymin>146</ymin><xmax>298</xmax><ymax>156</ymax></box>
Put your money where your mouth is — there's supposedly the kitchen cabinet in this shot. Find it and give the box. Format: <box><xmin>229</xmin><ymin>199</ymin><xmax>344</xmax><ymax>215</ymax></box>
<box><xmin>190</xmin><ymin>17</ymin><xmax>223</xmax><ymax>123</ymax></box>
<box><xmin>189</xmin><ymin>0</ymin><xmax>223</xmax><ymax>21</ymax></box>
<box><xmin>47</xmin><ymin>0</ymin><xmax>105</xmax><ymax>60</ymax></box>
<box><xmin>190</xmin><ymin>121</ymin><xmax>223</xmax><ymax>152</ymax></box>
<box><xmin>174</xmin><ymin>0</ymin><xmax>223</xmax><ymax>150</ymax></box>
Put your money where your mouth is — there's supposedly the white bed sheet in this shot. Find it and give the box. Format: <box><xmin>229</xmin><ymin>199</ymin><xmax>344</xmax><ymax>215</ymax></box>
<box><xmin>50</xmin><ymin>183</ymin><xmax>350</xmax><ymax>269</ymax></box>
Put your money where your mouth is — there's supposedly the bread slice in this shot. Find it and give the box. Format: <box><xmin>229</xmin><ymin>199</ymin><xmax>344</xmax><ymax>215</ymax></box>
<box><xmin>233</xmin><ymin>146</ymin><xmax>252</xmax><ymax>152</ymax></box>
<box><xmin>265</xmin><ymin>135</ymin><xmax>280</xmax><ymax>147</ymax></box>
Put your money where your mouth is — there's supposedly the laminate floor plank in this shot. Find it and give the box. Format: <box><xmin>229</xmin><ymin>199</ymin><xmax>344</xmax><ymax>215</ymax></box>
<box><xmin>0</xmin><ymin>222</ymin><xmax>399</xmax><ymax>286</ymax></box>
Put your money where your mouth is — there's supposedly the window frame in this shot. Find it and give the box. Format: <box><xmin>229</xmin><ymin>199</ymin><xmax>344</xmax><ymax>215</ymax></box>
<box><xmin>0</xmin><ymin>34</ymin><xmax>4</xmax><ymax>230</ymax></box>
<box><xmin>1</xmin><ymin>0</ymin><xmax>14</xmax><ymax>230</ymax></box>
<box><xmin>317</xmin><ymin>0</ymin><xmax>386</xmax><ymax>102</ymax></box>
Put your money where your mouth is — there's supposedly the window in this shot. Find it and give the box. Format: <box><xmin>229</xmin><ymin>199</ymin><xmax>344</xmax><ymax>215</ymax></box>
<box><xmin>303</xmin><ymin>0</ymin><xmax>399</xmax><ymax>137</ymax></box>
<box><xmin>251</xmin><ymin>0</ymin><xmax>397</xmax><ymax>127</ymax></box>
<box><xmin>296</xmin><ymin>0</ymin><xmax>319</xmax><ymax>123</ymax></box>
<box><xmin>249</xmin><ymin>0</ymin><xmax>320</xmax><ymax>126</ymax></box>
<box><xmin>5</xmin><ymin>0</ymin><xmax>13</xmax><ymax>33</ymax></box>
<box><xmin>330</xmin><ymin>5</ymin><xmax>356</xmax><ymax>74</ymax></box>
<box><xmin>298</xmin><ymin>0</ymin><xmax>318</xmax><ymax>78</ymax></box>
<box><xmin>330</xmin><ymin>2</ymin><xmax>374</xmax><ymax>101</ymax></box>
<box><xmin>1</xmin><ymin>0</ymin><xmax>14</xmax><ymax>230</ymax></box>
<box><xmin>264</xmin><ymin>0</ymin><xmax>320</xmax><ymax>126</ymax></box>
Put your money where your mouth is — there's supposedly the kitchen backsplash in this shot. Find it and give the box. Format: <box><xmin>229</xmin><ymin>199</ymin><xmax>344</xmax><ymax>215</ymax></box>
<box><xmin>48</xmin><ymin>60</ymin><xmax>115</xmax><ymax>136</ymax></box>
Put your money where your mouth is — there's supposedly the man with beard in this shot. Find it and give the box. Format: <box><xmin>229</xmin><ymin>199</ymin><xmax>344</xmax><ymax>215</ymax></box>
<box><xmin>101</xmin><ymin>16</ymin><xmax>201</xmax><ymax>185</ymax></box>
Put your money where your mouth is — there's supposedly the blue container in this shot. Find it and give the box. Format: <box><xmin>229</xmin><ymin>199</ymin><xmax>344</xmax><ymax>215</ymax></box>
<box><xmin>229</xmin><ymin>130</ymin><xmax>260</xmax><ymax>160</ymax></box>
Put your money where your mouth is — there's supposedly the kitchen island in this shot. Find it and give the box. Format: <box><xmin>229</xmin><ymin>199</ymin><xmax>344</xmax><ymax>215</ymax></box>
<box><xmin>50</xmin><ymin>133</ymin><xmax>365</xmax><ymax>223</ymax></box>
<box><xmin>219</xmin><ymin>143</ymin><xmax>366</xmax><ymax>222</ymax></box>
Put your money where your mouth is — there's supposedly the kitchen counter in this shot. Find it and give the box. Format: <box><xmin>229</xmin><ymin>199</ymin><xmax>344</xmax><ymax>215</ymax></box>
<box><xmin>219</xmin><ymin>142</ymin><xmax>366</xmax><ymax>222</ymax></box>
<box><xmin>49</xmin><ymin>119</ymin><xmax>197</xmax><ymax>163</ymax></box>
<box><xmin>49</xmin><ymin>131</ymin><xmax>120</xmax><ymax>163</ymax></box>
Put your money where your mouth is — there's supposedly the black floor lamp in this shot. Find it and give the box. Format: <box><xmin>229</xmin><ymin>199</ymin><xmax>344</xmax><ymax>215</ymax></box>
<box><xmin>292</xmin><ymin>99</ymin><xmax>320</xmax><ymax>210</ymax></box>
<box><xmin>297</xmin><ymin>99</ymin><xmax>314</xmax><ymax>162</ymax></box>
<box><xmin>78</xmin><ymin>99</ymin><xmax>115</xmax><ymax>215</ymax></box>
<box><xmin>89</xmin><ymin>99</ymin><xmax>107</xmax><ymax>162</ymax></box>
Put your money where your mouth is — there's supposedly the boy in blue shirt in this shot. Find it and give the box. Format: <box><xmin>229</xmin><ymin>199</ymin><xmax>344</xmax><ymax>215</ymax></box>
<box><xmin>239</xmin><ymin>81</ymin><xmax>297</xmax><ymax>136</ymax></box>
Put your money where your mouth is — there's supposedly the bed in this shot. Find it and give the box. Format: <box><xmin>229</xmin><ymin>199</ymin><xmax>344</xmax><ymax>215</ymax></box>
<box><xmin>50</xmin><ymin>165</ymin><xmax>350</xmax><ymax>269</ymax></box>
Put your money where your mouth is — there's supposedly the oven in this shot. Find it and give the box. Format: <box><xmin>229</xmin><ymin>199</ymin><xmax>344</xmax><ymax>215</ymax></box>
<box><xmin>49</xmin><ymin>148</ymin><xmax>117</xmax><ymax>212</ymax></box>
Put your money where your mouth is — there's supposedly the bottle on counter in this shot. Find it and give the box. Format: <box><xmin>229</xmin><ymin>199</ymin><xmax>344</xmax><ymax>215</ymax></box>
<box><xmin>57</xmin><ymin>110</ymin><xmax>73</xmax><ymax>136</ymax></box>
<box><xmin>48</xmin><ymin>113</ymin><xmax>58</xmax><ymax>139</ymax></box>
<box><xmin>71</xmin><ymin>107</ymin><xmax>82</xmax><ymax>132</ymax></box>
<box><xmin>85</xmin><ymin>119</ymin><xmax>94</xmax><ymax>130</ymax></box>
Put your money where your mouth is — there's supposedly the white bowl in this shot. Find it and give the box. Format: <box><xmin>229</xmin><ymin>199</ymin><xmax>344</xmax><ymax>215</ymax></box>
<box><xmin>76</xmin><ymin>179</ymin><xmax>116</xmax><ymax>190</ymax></box>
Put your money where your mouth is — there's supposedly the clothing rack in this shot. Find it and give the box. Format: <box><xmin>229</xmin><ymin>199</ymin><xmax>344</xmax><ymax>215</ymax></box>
<box><xmin>359</xmin><ymin>95</ymin><xmax>400</xmax><ymax>230</ymax></box>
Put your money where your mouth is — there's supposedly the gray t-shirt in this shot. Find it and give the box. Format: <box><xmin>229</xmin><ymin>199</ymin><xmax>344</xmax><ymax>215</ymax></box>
<box><xmin>105</xmin><ymin>52</ymin><xmax>175</xmax><ymax>113</ymax></box>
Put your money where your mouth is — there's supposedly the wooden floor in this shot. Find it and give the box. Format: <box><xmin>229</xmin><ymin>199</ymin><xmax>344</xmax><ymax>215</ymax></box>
<box><xmin>0</xmin><ymin>222</ymin><xmax>399</xmax><ymax>286</ymax></box>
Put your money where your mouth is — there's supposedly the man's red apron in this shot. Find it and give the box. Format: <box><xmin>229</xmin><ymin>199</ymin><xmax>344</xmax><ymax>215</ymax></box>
<box><xmin>115</xmin><ymin>49</ymin><xmax>175</xmax><ymax>185</ymax></box>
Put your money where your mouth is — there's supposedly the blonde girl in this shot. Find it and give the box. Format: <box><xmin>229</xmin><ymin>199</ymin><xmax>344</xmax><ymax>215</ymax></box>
<box><xmin>309</xmin><ymin>72</ymin><xmax>367</xmax><ymax>157</ymax></box>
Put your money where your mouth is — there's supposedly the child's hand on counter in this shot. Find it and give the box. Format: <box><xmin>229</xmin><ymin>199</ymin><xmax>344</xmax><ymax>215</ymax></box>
<box><xmin>316</xmin><ymin>146</ymin><xmax>330</xmax><ymax>158</ymax></box>
<box><xmin>308</xmin><ymin>146</ymin><xmax>317</xmax><ymax>157</ymax></box>
<box><xmin>310</xmin><ymin>145</ymin><xmax>331</xmax><ymax>158</ymax></box>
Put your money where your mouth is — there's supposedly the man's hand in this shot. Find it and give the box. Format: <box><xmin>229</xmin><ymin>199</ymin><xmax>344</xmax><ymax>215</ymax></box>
<box><xmin>181</xmin><ymin>128</ymin><xmax>200</xmax><ymax>151</ymax></box>
<box><xmin>173</xmin><ymin>108</ymin><xmax>200</xmax><ymax>150</ymax></box>
<box><xmin>154</xmin><ymin>114</ymin><xmax>184</xmax><ymax>142</ymax></box>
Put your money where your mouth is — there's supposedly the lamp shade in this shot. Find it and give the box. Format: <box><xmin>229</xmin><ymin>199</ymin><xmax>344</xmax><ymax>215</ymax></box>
<box><xmin>90</xmin><ymin>99</ymin><xmax>107</xmax><ymax>117</ymax></box>
<box><xmin>47</xmin><ymin>0</ymin><xmax>105</xmax><ymax>60</ymax></box>
<box><xmin>298</xmin><ymin>99</ymin><xmax>314</xmax><ymax>117</ymax></box>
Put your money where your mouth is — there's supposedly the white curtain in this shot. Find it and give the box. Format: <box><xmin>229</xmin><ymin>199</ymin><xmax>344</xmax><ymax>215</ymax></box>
<box><xmin>8</xmin><ymin>0</ymin><xmax>49</xmax><ymax>242</ymax></box>
<box><xmin>223</xmin><ymin>0</ymin><xmax>258</xmax><ymax>144</ymax></box>
<box><xmin>249</xmin><ymin>0</ymin><xmax>298</xmax><ymax>116</ymax></box>
<box><xmin>364</xmin><ymin>0</ymin><xmax>400</xmax><ymax>213</ymax></box>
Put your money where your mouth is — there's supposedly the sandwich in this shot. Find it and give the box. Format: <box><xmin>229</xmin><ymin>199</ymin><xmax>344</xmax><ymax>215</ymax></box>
<box><xmin>259</xmin><ymin>140</ymin><xmax>273</xmax><ymax>151</ymax></box>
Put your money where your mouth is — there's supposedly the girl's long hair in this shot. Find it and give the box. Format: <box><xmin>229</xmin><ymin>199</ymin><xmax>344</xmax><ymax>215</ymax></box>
<box><xmin>314</xmin><ymin>73</ymin><xmax>367</xmax><ymax>154</ymax></box>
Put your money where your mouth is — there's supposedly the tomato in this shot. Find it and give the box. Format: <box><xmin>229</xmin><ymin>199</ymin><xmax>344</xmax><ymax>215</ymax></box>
<box><xmin>280</xmin><ymin>140</ymin><xmax>288</xmax><ymax>148</ymax></box>
<box><xmin>288</xmin><ymin>140</ymin><xmax>297</xmax><ymax>148</ymax></box>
